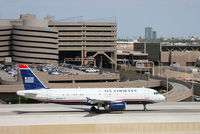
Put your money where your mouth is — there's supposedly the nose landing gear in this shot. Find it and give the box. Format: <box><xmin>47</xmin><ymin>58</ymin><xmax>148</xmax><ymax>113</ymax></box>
<box><xmin>143</xmin><ymin>104</ymin><xmax>147</xmax><ymax>111</ymax></box>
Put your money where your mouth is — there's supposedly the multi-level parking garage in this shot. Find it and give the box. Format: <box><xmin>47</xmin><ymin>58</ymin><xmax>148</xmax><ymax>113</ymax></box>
<box><xmin>12</xmin><ymin>25</ymin><xmax>58</xmax><ymax>64</ymax></box>
<box><xmin>0</xmin><ymin>26</ymin><xmax>12</xmax><ymax>62</ymax></box>
<box><xmin>49</xmin><ymin>22</ymin><xmax>117</xmax><ymax>68</ymax></box>
<box><xmin>0</xmin><ymin>14</ymin><xmax>117</xmax><ymax>69</ymax></box>
<box><xmin>0</xmin><ymin>16</ymin><xmax>59</xmax><ymax>64</ymax></box>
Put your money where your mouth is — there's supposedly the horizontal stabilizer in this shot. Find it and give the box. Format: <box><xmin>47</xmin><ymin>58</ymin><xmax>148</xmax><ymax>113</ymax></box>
<box><xmin>24</xmin><ymin>93</ymin><xmax>37</xmax><ymax>98</ymax></box>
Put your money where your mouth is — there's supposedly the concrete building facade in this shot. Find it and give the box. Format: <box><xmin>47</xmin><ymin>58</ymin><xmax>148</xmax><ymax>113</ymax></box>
<box><xmin>49</xmin><ymin>21</ymin><xmax>117</xmax><ymax>68</ymax></box>
<box><xmin>116</xmin><ymin>41</ymin><xmax>148</xmax><ymax>66</ymax></box>
<box><xmin>161</xmin><ymin>45</ymin><xmax>200</xmax><ymax>66</ymax></box>
<box><xmin>0</xmin><ymin>14</ymin><xmax>59</xmax><ymax>64</ymax></box>
<box><xmin>0</xmin><ymin>14</ymin><xmax>117</xmax><ymax>69</ymax></box>
<box><xmin>0</xmin><ymin>26</ymin><xmax>12</xmax><ymax>62</ymax></box>
<box><xmin>134</xmin><ymin>42</ymin><xmax>200</xmax><ymax>66</ymax></box>
<box><xmin>12</xmin><ymin>25</ymin><xmax>58</xmax><ymax>64</ymax></box>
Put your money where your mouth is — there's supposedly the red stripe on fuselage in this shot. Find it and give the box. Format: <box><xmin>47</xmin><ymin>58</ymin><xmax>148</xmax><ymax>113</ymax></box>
<box><xmin>34</xmin><ymin>99</ymin><xmax>155</xmax><ymax>103</ymax></box>
<box><xmin>35</xmin><ymin>99</ymin><xmax>87</xmax><ymax>102</ymax></box>
<box><xmin>116</xmin><ymin>99</ymin><xmax>156</xmax><ymax>103</ymax></box>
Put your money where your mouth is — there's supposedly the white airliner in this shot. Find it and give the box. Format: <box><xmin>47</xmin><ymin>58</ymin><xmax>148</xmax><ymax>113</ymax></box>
<box><xmin>17</xmin><ymin>65</ymin><xmax>165</xmax><ymax>112</ymax></box>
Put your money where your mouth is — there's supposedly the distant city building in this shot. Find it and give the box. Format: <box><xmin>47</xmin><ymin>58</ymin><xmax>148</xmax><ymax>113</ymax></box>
<box><xmin>161</xmin><ymin>37</ymin><xmax>168</xmax><ymax>41</ymax></box>
<box><xmin>145</xmin><ymin>27</ymin><xmax>152</xmax><ymax>40</ymax></box>
<box><xmin>145</xmin><ymin>27</ymin><xmax>157</xmax><ymax>40</ymax></box>
<box><xmin>152</xmin><ymin>31</ymin><xmax>157</xmax><ymax>40</ymax></box>
<box><xmin>139</xmin><ymin>36</ymin><xmax>144</xmax><ymax>40</ymax></box>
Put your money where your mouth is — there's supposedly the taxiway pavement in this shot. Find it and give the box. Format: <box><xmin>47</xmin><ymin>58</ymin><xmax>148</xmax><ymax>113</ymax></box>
<box><xmin>0</xmin><ymin>102</ymin><xmax>200</xmax><ymax>126</ymax></box>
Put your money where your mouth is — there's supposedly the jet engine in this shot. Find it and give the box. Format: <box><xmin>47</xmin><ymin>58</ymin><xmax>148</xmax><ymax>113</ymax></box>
<box><xmin>104</xmin><ymin>101</ymin><xmax>126</xmax><ymax>111</ymax></box>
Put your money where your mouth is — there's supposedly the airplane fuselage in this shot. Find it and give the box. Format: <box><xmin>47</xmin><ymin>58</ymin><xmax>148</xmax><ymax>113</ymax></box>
<box><xmin>17</xmin><ymin>87</ymin><xmax>164</xmax><ymax>105</ymax></box>
<box><xmin>17</xmin><ymin>64</ymin><xmax>165</xmax><ymax>112</ymax></box>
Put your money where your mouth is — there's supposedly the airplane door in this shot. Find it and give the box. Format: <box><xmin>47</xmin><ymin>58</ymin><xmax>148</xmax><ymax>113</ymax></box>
<box><xmin>145</xmin><ymin>90</ymin><xmax>149</xmax><ymax>99</ymax></box>
<box><xmin>46</xmin><ymin>90</ymin><xmax>51</xmax><ymax>102</ymax></box>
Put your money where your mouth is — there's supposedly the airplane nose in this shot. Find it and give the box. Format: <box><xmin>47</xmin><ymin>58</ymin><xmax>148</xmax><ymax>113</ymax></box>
<box><xmin>160</xmin><ymin>95</ymin><xmax>165</xmax><ymax>102</ymax></box>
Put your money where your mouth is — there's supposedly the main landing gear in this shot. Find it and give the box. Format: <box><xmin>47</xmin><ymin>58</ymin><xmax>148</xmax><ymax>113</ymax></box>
<box><xmin>90</xmin><ymin>106</ymin><xmax>99</xmax><ymax>113</ymax></box>
<box><xmin>90</xmin><ymin>106</ymin><xmax>96</xmax><ymax>112</ymax></box>
<box><xmin>143</xmin><ymin>104</ymin><xmax>147</xmax><ymax>111</ymax></box>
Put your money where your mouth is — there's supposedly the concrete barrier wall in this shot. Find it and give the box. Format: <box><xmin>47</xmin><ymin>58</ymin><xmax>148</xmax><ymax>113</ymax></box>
<box><xmin>0</xmin><ymin>122</ymin><xmax>200</xmax><ymax>134</ymax></box>
<box><xmin>48</xmin><ymin>74</ymin><xmax>120</xmax><ymax>81</ymax></box>
<box><xmin>32</xmin><ymin>72</ymin><xmax>120</xmax><ymax>84</ymax></box>
<box><xmin>47</xmin><ymin>80</ymin><xmax>161</xmax><ymax>88</ymax></box>
<box><xmin>0</xmin><ymin>79</ymin><xmax>17</xmax><ymax>85</ymax></box>
<box><xmin>194</xmin><ymin>83</ymin><xmax>200</xmax><ymax>96</ymax></box>
<box><xmin>119</xmin><ymin>72</ymin><xmax>149</xmax><ymax>81</ymax></box>
<box><xmin>118</xmin><ymin>71</ymin><xmax>193</xmax><ymax>101</ymax></box>
<box><xmin>0</xmin><ymin>80</ymin><xmax>161</xmax><ymax>93</ymax></box>
<box><xmin>150</xmin><ymin>75</ymin><xmax>192</xmax><ymax>89</ymax></box>
<box><xmin>160</xmin><ymin>80</ymin><xmax>173</xmax><ymax>90</ymax></box>
<box><xmin>119</xmin><ymin>72</ymin><xmax>173</xmax><ymax>90</ymax></box>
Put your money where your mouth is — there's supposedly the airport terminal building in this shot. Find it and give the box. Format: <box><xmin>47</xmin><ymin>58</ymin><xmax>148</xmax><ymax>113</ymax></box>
<box><xmin>134</xmin><ymin>42</ymin><xmax>200</xmax><ymax>66</ymax></box>
<box><xmin>0</xmin><ymin>14</ymin><xmax>117</xmax><ymax>68</ymax></box>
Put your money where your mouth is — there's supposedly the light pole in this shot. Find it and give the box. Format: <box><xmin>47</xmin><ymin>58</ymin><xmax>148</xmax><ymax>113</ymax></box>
<box><xmin>157</xmin><ymin>60</ymin><xmax>160</xmax><ymax>76</ymax></box>
<box><xmin>147</xmin><ymin>73</ymin><xmax>149</xmax><ymax>88</ymax></box>
<box><xmin>192</xmin><ymin>78</ymin><xmax>194</xmax><ymax>102</ymax></box>
<box><xmin>100</xmin><ymin>56</ymin><xmax>103</xmax><ymax>68</ymax></box>
<box><xmin>160</xmin><ymin>62</ymin><xmax>162</xmax><ymax>77</ymax></box>
<box><xmin>166</xmin><ymin>75</ymin><xmax>168</xmax><ymax>102</ymax></box>
<box><xmin>18</xmin><ymin>96</ymin><xmax>21</xmax><ymax>104</ymax></box>
<box><xmin>124</xmin><ymin>58</ymin><xmax>126</xmax><ymax>72</ymax></box>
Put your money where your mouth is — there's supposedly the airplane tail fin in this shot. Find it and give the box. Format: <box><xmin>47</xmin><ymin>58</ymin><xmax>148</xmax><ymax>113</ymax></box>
<box><xmin>19</xmin><ymin>65</ymin><xmax>48</xmax><ymax>90</ymax></box>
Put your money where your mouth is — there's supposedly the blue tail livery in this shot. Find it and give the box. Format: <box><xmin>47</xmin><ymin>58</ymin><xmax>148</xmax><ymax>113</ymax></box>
<box><xmin>19</xmin><ymin>65</ymin><xmax>47</xmax><ymax>90</ymax></box>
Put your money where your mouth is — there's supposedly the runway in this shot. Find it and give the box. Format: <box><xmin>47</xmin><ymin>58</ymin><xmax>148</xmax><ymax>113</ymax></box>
<box><xmin>0</xmin><ymin>102</ymin><xmax>200</xmax><ymax>126</ymax></box>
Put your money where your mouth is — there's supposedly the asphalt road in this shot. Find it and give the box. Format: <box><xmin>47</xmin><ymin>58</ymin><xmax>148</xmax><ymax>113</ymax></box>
<box><xmin>0</xmin><ymin>70</ymin><xmax>15</xmax><ymax>81</ymax></box>
<box><xmin>170</xmin><ymin>82</ymin><xmax>190</xmax><ymax>94</ymax></box>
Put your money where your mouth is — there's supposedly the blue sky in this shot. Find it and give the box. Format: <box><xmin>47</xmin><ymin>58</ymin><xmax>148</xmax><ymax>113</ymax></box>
<box><xmin>1</xmin><ymin>0</ymin><xmax>200</xmax><ymax>38</ymax></box>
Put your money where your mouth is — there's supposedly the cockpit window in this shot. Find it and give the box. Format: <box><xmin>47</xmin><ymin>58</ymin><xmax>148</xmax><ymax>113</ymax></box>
<box><xmin>154</xmin><ymin>92</ymin><xmax>159</xmax><ymax>95</ymax></box>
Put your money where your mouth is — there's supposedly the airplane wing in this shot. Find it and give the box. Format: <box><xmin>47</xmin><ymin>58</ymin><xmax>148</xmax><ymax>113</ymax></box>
<box><xmin>86</xmin><ymin>97</ymin><xmax>116</xmax><ymax>104</ymax></box>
